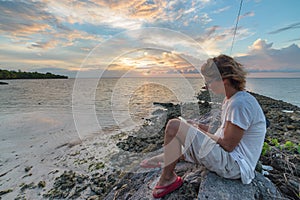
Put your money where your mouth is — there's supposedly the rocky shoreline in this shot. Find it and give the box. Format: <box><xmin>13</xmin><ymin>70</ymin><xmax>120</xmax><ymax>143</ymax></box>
<box><xmin>0</xmin><ymin>90</ymin><xmax>299</xmax><ymax>199</ymax></box>
<box><xmin>109</xmin><ymin>90</ymin><xmax>300</xmax><ymax>199</ymax></box>
<box><xmin>250</xmin><ymin>92</ymin><xmax>300</xmax><ymax>199</ymax></box>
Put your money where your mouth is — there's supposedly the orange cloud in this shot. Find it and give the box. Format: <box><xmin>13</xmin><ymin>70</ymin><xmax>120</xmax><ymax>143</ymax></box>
<box><xmin>104</xmin><ymin>50</ymin><xmax>197</xmax><ymax>77</ymax></box>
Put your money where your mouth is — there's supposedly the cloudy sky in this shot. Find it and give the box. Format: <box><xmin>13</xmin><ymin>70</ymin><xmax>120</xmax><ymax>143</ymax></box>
<box><xmin>0</xmin><ymin>0</ymin><xmax>300</xmax><ymax>77</ymax></box>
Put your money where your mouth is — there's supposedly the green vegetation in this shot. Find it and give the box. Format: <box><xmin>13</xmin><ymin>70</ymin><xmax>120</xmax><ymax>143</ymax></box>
<box><xmin>0</xmin><ymin>69</ymin><xmax>68</xmax><ymax>79</ymax></box>
<box><xmin>262</xmin><ymin>137</ymin><xmax>300</xmax><ymax>155</ymax></box>
<box><xmin>262</xmin><ymin>142</ymin><xmax>271</xmax><ymax>156</ymax></box>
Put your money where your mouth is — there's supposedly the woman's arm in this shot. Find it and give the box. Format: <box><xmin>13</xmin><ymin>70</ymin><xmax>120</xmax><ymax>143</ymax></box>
<box><xmin>182</xmin><ymin>117</ymin><xmax>244</xmax><ymax>152</ymax></box>
<box><xmin>197</xmin><ymin>123</ymin><xmax>209</xmax><ymax>132</ymax></box>
<box><xmin>203</xmin><ymin>121</ymin><xmax>244</xmax><ymax>152</ymax></box>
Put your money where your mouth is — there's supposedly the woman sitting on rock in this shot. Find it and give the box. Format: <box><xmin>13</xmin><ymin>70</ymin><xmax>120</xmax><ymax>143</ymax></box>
<box><xmin>141</xmin><ymin>54</ymin><xmax>267</xmax><ymax>198</ymax></box>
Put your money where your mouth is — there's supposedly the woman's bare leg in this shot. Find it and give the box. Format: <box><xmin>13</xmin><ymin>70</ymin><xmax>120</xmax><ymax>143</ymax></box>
<box><xmin>153</xmin><ymin>119</ymin><xmax>190</xmax><ymax>195</ymax></box>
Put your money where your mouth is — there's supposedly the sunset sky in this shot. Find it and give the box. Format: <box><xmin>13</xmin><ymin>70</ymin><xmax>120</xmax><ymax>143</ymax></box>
<box><xmin>0</xmin><ymin>0</ymin><xmax>300</xmax><ymax>77</ymax></box>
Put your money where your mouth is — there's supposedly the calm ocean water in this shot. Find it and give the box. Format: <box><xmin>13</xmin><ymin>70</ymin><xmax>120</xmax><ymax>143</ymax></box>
<box><xmin>1</xmin><ymin>78</ymin><xmax>299</xmax><ymax>128</ymax></box>
<box><xmin>0</xmin><ymin>78</ymin><xmax>203</xmax><ymax>129</ymax></box>
<box><xmin>0</xmin><ymin>77</ymin><xmax>298</xmax><ymax>145</ymax></box>
<box><xmin>0</xmin><ymin>77</ymin><xmax>204</xmax><ymax>179</ymax></box>
<box><xmin>246</xmin><ymin>78</ymin><xmax>300</xmax><ymax>108</ymax></box>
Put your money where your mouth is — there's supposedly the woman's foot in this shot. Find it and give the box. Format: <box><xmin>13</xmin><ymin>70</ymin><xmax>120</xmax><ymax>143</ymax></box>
<box><xmin>140</xmin><ymin>154</ymin><xmax>164</xmax><ymax>168</ymax></box>
<box><xmin>152</xmin><ymin>175</ymin><xmax>183</xmax><ymax>198</ymax></box>
<box><xmin>140</xmin><ymin>154</ymin><xmax>185</xmax><ymax>168</ymax></box>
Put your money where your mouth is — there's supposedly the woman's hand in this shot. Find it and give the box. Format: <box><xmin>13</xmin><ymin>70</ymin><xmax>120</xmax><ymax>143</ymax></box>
<box><xmin>178</xmin><ymin>117</ymin><xmax>209</xmax><ymax>132</ymax></box>
<box><xmin>186</xmin><ymin>120</ymin><xmax>209</xmax><ymax>132</ymax></box>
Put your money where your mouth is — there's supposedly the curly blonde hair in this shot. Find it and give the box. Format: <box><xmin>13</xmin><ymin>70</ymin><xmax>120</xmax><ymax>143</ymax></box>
<box><xmin>201</xmin><ymin>54</ymin><xmax>247</xmax><ymax>91</ymax></box>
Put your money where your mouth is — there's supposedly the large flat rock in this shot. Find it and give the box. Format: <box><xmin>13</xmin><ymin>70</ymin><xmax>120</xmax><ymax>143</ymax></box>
<box><xmin>104</xmin><ymin>162</ymin><xmax>288</xmax><ymax>200</ymax></box>
<box><xmin>198</xmin><ymin>172</ymin><xmax>287</xmax><ymax>200</ymax></box>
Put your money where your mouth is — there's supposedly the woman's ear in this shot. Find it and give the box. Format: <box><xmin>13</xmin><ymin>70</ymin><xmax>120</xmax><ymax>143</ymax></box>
<box><xmin>223</xmin><ymin>78</ymin><xmax>231</xmax><ymax>87</ymax></box>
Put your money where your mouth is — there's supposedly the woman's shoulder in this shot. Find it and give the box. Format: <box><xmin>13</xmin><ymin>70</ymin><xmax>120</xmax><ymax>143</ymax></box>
<box><xmin>230</xmin><ymin>91</ymin><xmax>259</xmax><ymax>107</ymax></box>
<box><xmin>235</xmin><ymin>91</ymin><xmax>256</xmax><ymax>101</ymax></box>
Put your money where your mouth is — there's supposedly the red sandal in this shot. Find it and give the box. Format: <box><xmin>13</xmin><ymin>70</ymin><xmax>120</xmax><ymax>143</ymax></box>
<box><xmin>152</xmin><ymin>176</ymin><xmax>183</xmax><ymax>198</ymax></box>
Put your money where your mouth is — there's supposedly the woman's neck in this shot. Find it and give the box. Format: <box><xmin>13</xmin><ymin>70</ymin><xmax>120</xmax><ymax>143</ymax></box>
<box><xmin>222</xmin><ymin>78</ymin><xmax>240</xmax><ymax>99</ymax></box>
<box><xmin>225</xmin><ymin>86</ymin><xmax>239</xmax><ymax>99</ymax></box>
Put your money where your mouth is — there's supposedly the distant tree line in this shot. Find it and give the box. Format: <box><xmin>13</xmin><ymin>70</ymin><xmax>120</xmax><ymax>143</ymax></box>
<box><xmin>0</xmin><ymin>69</ymin><xmax>68</xmax><ymax>79</ymax></box>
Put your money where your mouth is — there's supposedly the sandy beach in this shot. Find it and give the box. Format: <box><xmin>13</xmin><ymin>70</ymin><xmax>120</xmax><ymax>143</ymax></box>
<box><xmin>0</xmin><ymin>100</ymin><xmax>167</xmax><ymax>199</ymax></box>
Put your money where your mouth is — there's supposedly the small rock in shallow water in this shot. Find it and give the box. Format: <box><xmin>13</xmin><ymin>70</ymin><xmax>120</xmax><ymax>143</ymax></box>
<box><xmin>0</xmin><ymin>189</ymin><xmax>13</xmax><ymax>195</ymax></box>
<box><xmin>38</xmin><ymin>181</ymin><xmax>46</xmax><ymax>188</ymax></box>
<box><xmin>24</xmin><ymin>166</ymin><xmax>32</xmax><ymax>172</ymax></box>
<box><xmin>20</xmin><ymin>182</ymin><xmax>36</xmax><ymax>192</ymax></box>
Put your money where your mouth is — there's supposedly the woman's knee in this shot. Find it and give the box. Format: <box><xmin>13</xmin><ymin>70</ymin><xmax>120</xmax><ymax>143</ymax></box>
<box><xmin>165</xmin><ymin>119</ymin><xmax>181</xmax><ymax>137</ymax></box>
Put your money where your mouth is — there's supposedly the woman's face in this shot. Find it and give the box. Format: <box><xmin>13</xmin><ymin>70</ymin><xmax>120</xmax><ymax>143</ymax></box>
<box><xmin>202</xmin><ymin>58</ymin><xmax>225</xmax><ymax>94</ymax></box>
<box><xmin>205</xmin><ymin>78</ymin><xmax>225</xmax><ymax>95</ymax></box>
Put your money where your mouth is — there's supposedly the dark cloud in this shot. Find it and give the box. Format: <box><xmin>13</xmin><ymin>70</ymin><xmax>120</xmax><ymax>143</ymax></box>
<box><xmin>268</xmin><ymin>22</ymin><xmax>300</xmax><ymax>34</ymax></box>
<box><xmin>239</xmin><ymin>11</ymin><xmax>255</xmax><ymax>20</ymax></box>
<box><xmin>206</xmin><ymin>26</ymin><xmax>220</xmax><ymax>37</ymax></box>
<box><xmin>0</xmin><ymin>1</ymin><xmax>57</xmax><ymax>35</ymax></box>
<box><xmin>0</xmin><ymin>1</ymin><xmax>100</xmax><ymax>49</ymax></box>
<box><xmin>287</xmin><ymin>37</ymin><xmax>300</xmax><ymax>42</ymax></box>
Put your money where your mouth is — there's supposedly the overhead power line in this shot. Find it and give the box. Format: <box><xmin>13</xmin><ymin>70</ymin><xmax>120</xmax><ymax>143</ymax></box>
<box><xmin>230</xmin><ymin>0</ymin><xmax>243</xmax><ymax>55</ymax></box>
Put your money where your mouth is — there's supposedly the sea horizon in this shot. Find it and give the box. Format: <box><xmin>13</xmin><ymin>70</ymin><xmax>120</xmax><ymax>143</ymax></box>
<box><xmin>1</xmin><ymin>77</ymin><xmax>299</xmax><ymax>107</ymax></box>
